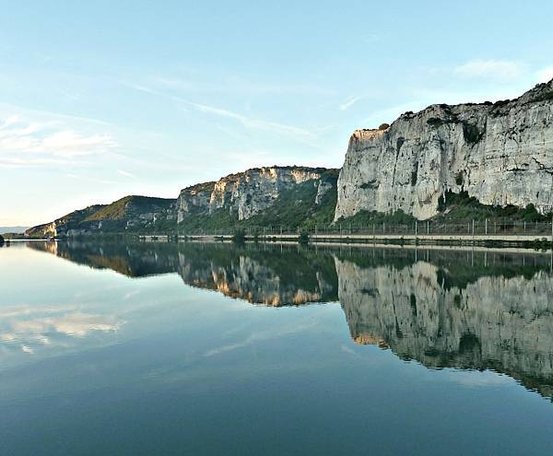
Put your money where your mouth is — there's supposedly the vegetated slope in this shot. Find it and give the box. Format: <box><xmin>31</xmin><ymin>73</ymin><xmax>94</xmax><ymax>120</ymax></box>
<box><xmin>25</xmin><ymin>196</ymin><xmax>176</xmax><ymax>237</ymax></box>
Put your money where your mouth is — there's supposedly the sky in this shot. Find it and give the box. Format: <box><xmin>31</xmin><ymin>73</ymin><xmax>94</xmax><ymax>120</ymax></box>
<box><xmin>1</xmin><ymin>0</ymin><xmax>553</xmax><ymax>226</ymax></box>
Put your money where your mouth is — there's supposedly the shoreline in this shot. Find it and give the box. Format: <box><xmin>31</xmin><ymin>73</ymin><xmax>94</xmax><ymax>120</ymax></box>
<box><xmin>9</xmin><ymin>235</ymin><xmax>553</xmax><ymax>256</ymax></box>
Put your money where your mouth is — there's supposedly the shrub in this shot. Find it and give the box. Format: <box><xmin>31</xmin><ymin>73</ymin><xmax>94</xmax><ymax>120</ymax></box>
<box><xmin>378</xmin><ymin>123</ymin><xmax>390</xmax><ymax>130</ymax></box>
<box><xmin>455</xmin><ymin>172</ymin><xmax>464</xmax><ymax>186</ymax></box>
<box><xmin>232</xmin><ymin>229</ymin><xmax>246</xmax><ymax>244</ymax></box>
<box><xmin>462</xmin><ymin>121</ymin><xmax>484</xmax><ymax>145</ymax></box>
<box><xmin>427</xmin><ymin>117</ymin><xmax>444</xmax><ymax>127</ymax></box>
<box><xmin>298</xmin><ymin>231</ymin><xmax>309</xmax><ymax>245</ymax></box>
<box><xmin>531</xmin><ymin>91</ymin><xmax>553</xmax><ymax>103</ymax></box>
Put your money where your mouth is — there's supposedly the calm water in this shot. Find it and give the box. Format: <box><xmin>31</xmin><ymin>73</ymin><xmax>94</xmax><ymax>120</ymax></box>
<box><xmin>1</xmin><ymin>241</ymin><xmax>553</xmax><ymax>455</ymax></box>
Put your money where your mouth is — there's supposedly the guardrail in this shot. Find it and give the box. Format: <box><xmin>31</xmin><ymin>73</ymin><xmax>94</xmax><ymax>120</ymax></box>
<box><xmin>171</xmin><ymin>219</ymin><xmax>553</xmax><ymax>238</ymax></box>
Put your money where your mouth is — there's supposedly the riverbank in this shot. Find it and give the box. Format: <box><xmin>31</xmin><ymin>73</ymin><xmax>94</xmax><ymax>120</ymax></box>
<box><xmin>135</xmin><ymin>232</ymin><xmax>553</xmax><ymax>250</ymax></box>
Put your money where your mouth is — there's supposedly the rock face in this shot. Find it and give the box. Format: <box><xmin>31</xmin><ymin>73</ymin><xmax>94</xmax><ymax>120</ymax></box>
<box><xmin>335</xmin><ymin>79</ymin><xmax>553</xmax><ymax>220</ymax></box>
<box><xmin>177</xmin><ymin>166</ymin><xmax>337</xmax><ymax>223</ymax></box>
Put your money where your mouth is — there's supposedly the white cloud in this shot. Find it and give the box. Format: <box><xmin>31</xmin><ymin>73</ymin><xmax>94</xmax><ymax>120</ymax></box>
<box><xmin>453</xmin><ymin>59</ymin><xmax>524</xmax><ymax>81</ymax></box>
<box><xmin>445</xmin><ymin>369</ymin><xmax>513</xmax><ymax>388</ymax></box>
<box><xmin>0</xmin><ymin>115</ymin><xmax>116</xmax><ymax>167</ymax></box>
<box><xmin>21</xmin><ymin>345</ymin><xmax>34</xmax><ymax>355</ymax></box>
<box><xmin>48</xmin><ymin>313</ymin><xmax>121</xmax><ymax>337</ymax></box>
<box><xmin>339</xmin><ymin>95</ymin><xmax>363</xmax><ymax>111</ymax></box>
<box><xmin>536</xmin><ymin>66</ymin><xmax>553</xmax><ymax>83</ymax></box>
<box><xmin>40</xmin><ymin>131</ymin><xmax>115</xmax><ymax>157</ymax></box>
<box><xmin>0</xmin><ymin>308</ymin><xmax>123</xmax><ymax>356</ymax></box>
<box><xmin>117</xmin><ymin>169</ymin><xmax>137</xmax><ymax>179</ymax></box>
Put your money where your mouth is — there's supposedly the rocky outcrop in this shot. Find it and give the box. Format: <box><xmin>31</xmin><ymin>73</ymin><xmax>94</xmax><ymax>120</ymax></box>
<box><xmin>177</xmin><ymin>166</ymin><xmax>337</xmax><ymax>223</ymax></box>
<box><xmin>335</xmin><ymin>79</ymin><xmax>553</xmax><ymax>220</ymax></box>
<box><xmin>176</xmin><ymin>182</ymin><xmax>216</xmax><ymax>222</ymax></box>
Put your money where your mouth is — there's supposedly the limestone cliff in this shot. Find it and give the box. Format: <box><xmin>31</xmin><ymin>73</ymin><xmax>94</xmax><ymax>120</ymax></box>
<box><xmin>335</xmin><ymin>79</ymin><xmax>553</xmax><ymax>220</ymax></box>
<box><xmin>177</xmin><ymin>166</ymin><xmax>338</xmax><ymax>225</ymax></box>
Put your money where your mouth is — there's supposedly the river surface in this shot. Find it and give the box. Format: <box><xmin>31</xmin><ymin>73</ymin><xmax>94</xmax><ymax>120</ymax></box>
<box><xmin>1</xmin><ymin>241</ymin><xmax>553</xmax><ymax>455</ymax></box>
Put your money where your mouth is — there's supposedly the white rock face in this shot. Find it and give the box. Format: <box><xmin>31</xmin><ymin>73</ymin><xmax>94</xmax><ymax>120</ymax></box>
<box><xmin>335</xmin><ymin>79</ymin><xmax>553</xmax><ymax>220</ymax></box>
<box><xmin>177</xmin><ymin>166</ymin><xmax>335</xmax><ymax>222</ymax></box>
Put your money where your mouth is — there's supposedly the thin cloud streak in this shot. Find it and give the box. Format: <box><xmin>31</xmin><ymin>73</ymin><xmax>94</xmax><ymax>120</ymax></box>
<box><xmin>0</xmin><ymin>157</ymin><xmax>72</xmax><ymax>169</ymax></box>
<box><xmin>65</xmin><ymin>173</ymin><xmax>119</xmax><ymax>185</ymax></box>
<box><xmin>152</xmin><ymin>75</ymin><xmax>333</xmax><ymax>96</ymax></box>
<box><xmin>453</xmin><ymin>59</ymin><xmax>524</xmax><ymax>81</ymax></box>
<box><xmin>339</xmin><ymin>95</ymin><xmax>363</xmax><ymax>111</ymax></box>
<box><xmin>117</xmin><ymin>169</ymin><xmax>137</xmax><ymax>179</ymax></box>
<box><xmin>0</xmin><ymin>306</ymin><xmax>124</xmax><ymax>357</ymax></box>
<box><xmin>188</xmin><ymin>100</ymin><xmax>316</xmax><ymax>140</ymax></box>
<box><xmin>121</xmin><ymin>80</ymin><xmax>318</xmax><ymax>143</ymax></box>
<box><xmin>0</xmin><ymin>102</ymin><xmax>115</xmax><ymax>127</ymax></box>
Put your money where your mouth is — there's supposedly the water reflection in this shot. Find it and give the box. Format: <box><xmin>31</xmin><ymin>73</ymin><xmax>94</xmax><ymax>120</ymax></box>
<box><xmin>0</xmin><ymin>306</ymin><xmax>122</xmax><ymax>355</ymax></box>
<box><xmin>28</xmin><ymin>240</ymin><xmax>553</xmax><ymax>399</ymax></box>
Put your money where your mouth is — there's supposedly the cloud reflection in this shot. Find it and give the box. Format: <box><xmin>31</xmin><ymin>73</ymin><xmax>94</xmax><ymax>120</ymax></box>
<box><xmin>0</xmin><ymin>306</ymin><xmax>123</xmax><ymax>355</ymax></box>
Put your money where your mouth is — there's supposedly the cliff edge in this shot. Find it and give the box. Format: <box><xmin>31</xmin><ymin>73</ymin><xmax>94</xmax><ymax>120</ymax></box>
<box><xmin>335</xmin><ymin>79</ymin><xmax>553</xmax><ymax>220</ymax></box>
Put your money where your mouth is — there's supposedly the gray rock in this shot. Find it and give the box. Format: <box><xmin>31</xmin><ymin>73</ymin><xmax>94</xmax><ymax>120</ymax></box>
<box><xmin>335</xmin><ymin>79</ymin><xmax>553</xmax><ymax>220</ymax></box>
<box><xmin>177</xmin><ymin>166</ymin><xmax>335</xmax><ymax>222</ymax></box>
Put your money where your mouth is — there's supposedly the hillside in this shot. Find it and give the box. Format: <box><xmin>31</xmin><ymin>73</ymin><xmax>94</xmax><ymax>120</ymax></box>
<box><xmin>24</xmin><ymin>79</ymin><xmax>553</xmax><ymax>236</ymax></box>
<box><xmin>26</xmin><ymin>197</ymin><xmax>176</xmax><ymax>238</ymax></box>
<box><xmin>26</xmin><ymin>167</ymin><xmax>339</xmax><ymax>237</ymax></box>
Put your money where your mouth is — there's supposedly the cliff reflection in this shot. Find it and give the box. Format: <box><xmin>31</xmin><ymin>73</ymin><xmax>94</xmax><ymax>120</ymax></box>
<box><xmin>29</xmin><ymin>241</ymin><xmax>553</xmax><ymax>398</ymax></box>
<box><xmin>31</xmin><ymin>241</ymin><xmax>338</xmax><ymax>305</ymax></box>
<box><xmin>338</xmin><ymin>258</ymin><xmax>553</xmax><ymax>398</ymax></box>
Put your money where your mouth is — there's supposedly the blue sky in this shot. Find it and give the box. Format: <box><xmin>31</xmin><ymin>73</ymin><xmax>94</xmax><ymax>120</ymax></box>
<box><xmin>1</xmin><ymin>0</ymin><xmax>553</xmax><ymax>226</ymax></box>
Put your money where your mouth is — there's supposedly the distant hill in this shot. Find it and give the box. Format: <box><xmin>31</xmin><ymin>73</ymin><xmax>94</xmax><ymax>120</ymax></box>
<box><xmin>0</xmin><ymin>226</ymin><xmax>28</xmax><ymax>234</ymax></box>
<box><xmin>25</xmin><ymin>196</ymin><xmax>176</xmax><ymax>238</ymax></box>
<box><xmin>26</xmin><ymin>166</ymin><xmax>339</xmax><ymax>237</ymax></box>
